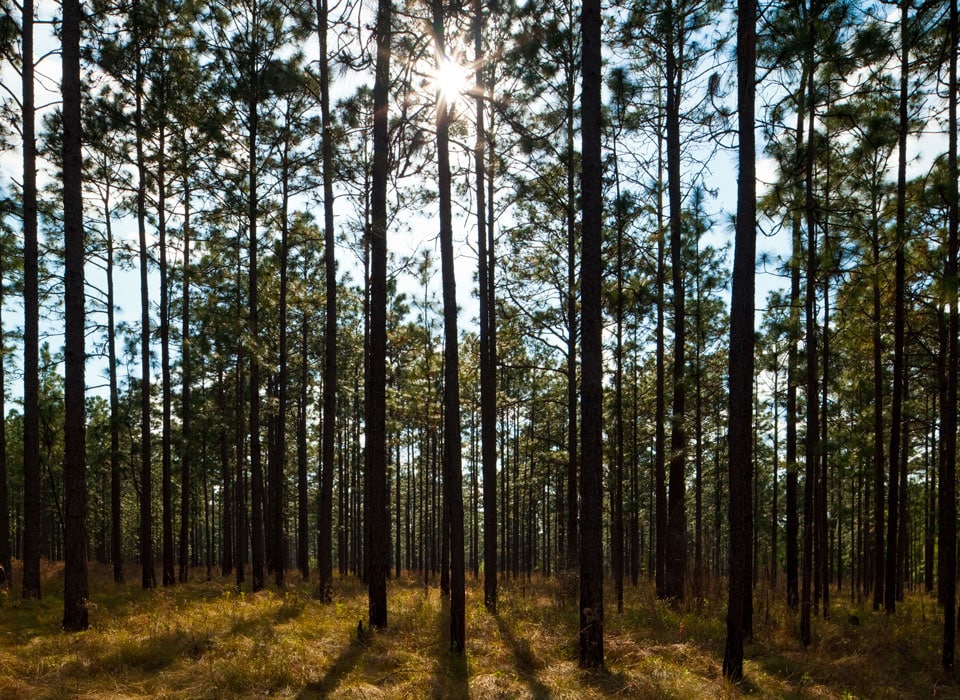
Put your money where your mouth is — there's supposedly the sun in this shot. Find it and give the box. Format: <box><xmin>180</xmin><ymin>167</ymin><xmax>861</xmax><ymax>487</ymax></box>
<box><xmin>431</xmin><ymin>54</ymin><xmax>471</xmax><ymax>108</ymax></box>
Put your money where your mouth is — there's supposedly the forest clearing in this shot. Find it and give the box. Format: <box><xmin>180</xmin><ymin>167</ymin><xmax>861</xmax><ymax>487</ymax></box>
<box><xmin>0</xmin><ymin>561</ymin><xmax>955</xmax><ymax>699</ymax></box>
<box><xmin>1</xmin><ymin>0</ymin><xmax>959</xmax><ymax>686</ymax></box>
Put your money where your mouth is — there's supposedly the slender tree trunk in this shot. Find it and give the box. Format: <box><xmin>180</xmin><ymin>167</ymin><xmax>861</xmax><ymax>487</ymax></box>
<box><xmin>655</xmin><ymin>114</ymin><xmax>667</xmax><ymax>599</ymax></box>
<box><xmin>273</xmin><ymin>123</ymin><xmax>293</xmax><ymax>589</ymax></box>
<box><xmin>436</xmin><ymin>40</ymin><xmax>467</xmax><ymax>629</ymax></box>
<box><xmin>248</xmin><ymin>48</ymin><xmax>266</xmax><ymax>592</ymax></box>
<box><xmin>218</xmin><ymin>362</ymin><xmax>233</xmax><ymax>576</ymax></box>
<box><xmin>62</xmin><ymin>0</ymin><xmax>88</xmax><ymax>630</ymax></box>
<box><xmin>885</xmin><ymin>0</ymin><xmax>909</xmax><ymax>614</ymax></box>
<box><xmin>179</xmin><ymin>176</ymin><xmax>192</xmax><ymax>584</ymax></box>
<box><xmin>158</xmin><ymin>120</ymin><xmax>175</xmax><ymax>588</ymax></box>
<box><xmin>925</xmin><ymin>396</ymin><xmax>934</xmax><ymax>592</ymax></box>
<box><xmin>771</xmin><ymin>356</ymin><xmax>780</xmax><ymax>588</ymax></box>
<box><xmin>436</xmin><ymin>31</ymin><xmax>467</xmax><ymax>638</ymax></box>
<box><xmin>235</xmin><ymin>339</ymin><xmax>247</xmax><ymax>589</ymax></box>
<box><xmin>665</xmin><ymin>0</ymin><xmax>687</xmax><ymax>602</ymax></box>
<box><xmin>612</xmin><ymin>73</ymin><xmax>626</xmax><ymax>616</ymax></box>
<box><xmin>102</xmin><ymin>187</ymin><xmax>123</xmax><ymax>584</ymax></box>
<box><xmin>871</xmin><ymin>215</ymin><xmax>885</xmax><ymax>612</ymax></box>
<box><xmin>21</xmin><ymin>0</ymin><xmax>42</xmax><ymax>601</ymax></box>
<box><xmin>897</xmin><ymin>373</ymin><xmax>909</xmax><ymax>601</ymax></box>
<box><xmin>366</xmin><ymin>0</ymin><xmax>391</xmax><ymax>630</ymax></box>
<box><xmin>299</xmin><ymin>313</ymin><xmax>310</xmax><ymax>582</ymax></box>
<box><xmin>694</xmin><ymin>236</ymin><xmax>704</xmax><ymax>603</ymax></box>
<box><xmin>785</xmin><ymin>66</ymin><xmax>807</xmax><ymax>613</ymax></box>
<box><xmin>565</xmin><ymin>64</ymin><xmax>578</xmax><ymax>573</ymax></box>
<box><xmin>579</xmin><ymin>0</ymin><xmax>604</xmax><ymax>668</ymax></box>
<box><xmin>135</xmin><ymin>28</ymin><xmax>156</xmax><ymax>591</ymax></box>
<box><xmin>819</xmin><ymin>218</ymin><xmax>831</xmax><ymax>617</ymax></box>
<box><xmin>317</xmin><ymin>0</ymin><xmax>338</xmax><ymax>598</ymax></box>
<box><xmin>0</xmin><ymin>235</ymin><xmax>9</xmax><ymax>589</ymax></box>
<box><xmin>722</xmin><ymin>0</ymin><xmax>756</xmax><ymax>675</ymax></box>
<box><xmin>941</xmin><ymin>0</ymin><xmax>958</xmax><ymax>671</ymax></box>
<box><xmin>800</xmin><ymin>63</ymin><xmax>818</xmax><ymax>649</ymax></box>
<box><xmin>475</xmin><ymin>0</ymin><xmax>498</xmax><ymax>614</ymax></box>
<box><xmin>785</xmin><ymin>238</ymin><xmax>800</xmax><ymax>610</ymax></box>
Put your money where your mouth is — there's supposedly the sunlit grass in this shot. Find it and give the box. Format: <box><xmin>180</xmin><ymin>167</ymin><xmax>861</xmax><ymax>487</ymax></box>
<box><xmin>0</xmin><ymin>561</ymin><xmax>958</xmax><ymax>698</ymax></box>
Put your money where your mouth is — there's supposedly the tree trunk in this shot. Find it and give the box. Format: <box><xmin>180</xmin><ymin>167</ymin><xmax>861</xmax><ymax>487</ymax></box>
<box><xmin>248</xmin><ymin>54</ymin><xmax>266</xmax><ymax>593</ymax></box>
<box><xmin>475</xmin><ymin>0</ymin><xmax>498</xmax><ymax>614</ymax></box>
<box><xmin>273</xmin><ymin>118</ymin><xmax>292</xmax><ymax>589</ymax></box>
<box><xmin>434</xmin><ymin>21</ymin><xmax>467</xmax><ymax>633</ymax></box>
<box><xmin>871</xmin><ymin>199</ymin><xmax>885</xmax><ymax>612</ymax></box>
<box><xmin>102</xmin><ymin>185</ymin><xmax>123</xmax><ymax>585</ymax></box>
<box><xmin>299</xmin><ymin>310</ymin><xmax>311</xmax><ymax>582</ymax></box>
<box><xmin>885</xmin><ymin>0</ymin><xmax>909</xmax><ymax>615</ymax></box>
<box><xmin>785</xmin><ymin>64</ymin><xmax>808</xmax><ymax>614</ymax></box>
<box><xmin>565</xmin><ymin>60</ymin><xmax>578</xmax><ymax>574</ymax></box>
<box><xmin>941</xmin><ymin>0</ymin><xmax>958</xmax><ymax>671</ymax></box>
<box><xmin>722</xmin><ymin>0</ymin><xmax>756</xmax><ymax>676</ymax></box>
<box><xmin>21</xmin><ymin>0</ymin><xmax>42</xmax><ymax>601</ymax></box>
<box><xmin>62</xmin><ymin>0</ymin><xmax>88</xmax><ymax>630</ymax></box>
<box><xmin>579</xmin><ymin>0</ymin><xmax>604</xmax><ymax>668</ymax></box>
<box><xmin>0</xmin><ymin>224</ymin><xmax>10</xmax><ymax>588</ymax></box>
<box><xmin>159</xmin><ymin>120</ymin><xmax>175</xmax><ymax>588</ymax></box>
<box><xmin>136</xmin><ymin>25</ymin><xmax>156</xmax><ymax>591</ymax></box>
<box><xmin>317</xmin><ymin>0</ymin><xmax>338</xmax><ymax>599</ymax></box>
<box><xmin>665</xmin><ymin>0</ymin><xmax>687</xmax><ymax>602</ymax></box>
<box><xmin>218</xmin><ymin>362</ymin><xmax>234</xmax><ymax>576</ymax></box>
<box><xmin>179</xmin><ymin>174</ymin><xmax>192</xmax><ymax>584</ymax></box>
<box><xmin>800</xmin><ymin>62</ymin><xmax>818</xmax><ymax>649</ymax></box>
<box><xmin>612</xmin><ymin>72</ymin><xmax>626</xmax><ymax>616</ymax></box>
<box><xmin>366</xmin><ymin>0</ymin><xmax>391</xmax><ymax>630</ymax></box>
<box><xmin>655</xmin><ymin>115</ymin><xmax>667</xmax><ymax>599</ymax></box>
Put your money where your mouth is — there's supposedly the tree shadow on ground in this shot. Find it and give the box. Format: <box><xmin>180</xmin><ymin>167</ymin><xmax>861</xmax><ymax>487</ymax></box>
<box><xmin>298</xmin><ymin>635</ymin><xmax>367</xmax><ymax>698</ymax></box>
<box><xmin>581</xmin><ymin>664</ymin><xmax>641</xmax><ymax>697</ymax></box>
<box><xmin>494</xmin><ymin>614</ymin><xmax>552</xmax><ymax>699</ymax></box>
<box><xmin>431</xmin><ymin>597</ymin><xmax>470</xmax><ymax>700</ymax></box>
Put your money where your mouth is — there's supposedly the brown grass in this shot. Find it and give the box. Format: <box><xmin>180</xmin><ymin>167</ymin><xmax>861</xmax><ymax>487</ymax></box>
<box><xmin>0</xmin><ymin>561</ymin><xmax>957</xmax><ymax>698</ymax></box>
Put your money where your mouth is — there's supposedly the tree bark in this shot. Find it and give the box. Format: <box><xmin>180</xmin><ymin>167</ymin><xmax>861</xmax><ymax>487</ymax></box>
<box><xmin>179</xmin><ymin>175</ymin><xmax>192</xmax><ymax>584</ymax></box>
<box><xmin>247</xmin><ymin>31</ymin><xmax>265</xmax><ymax>592</ymax></box>
<box><xmin>565</xmin><ymin>54</ymin><xmax>578</xmax><ymax>573</ymax></box>
<box><xmin>431</xmin><ymin>9</ymin><xmax>467</xmax><ymax>641</ymax></box>
<box><xmin>135</xmin><ymin>14</ymin><xmax>156</xmax><ymax>590</ymax></box>
<box><xmin>0</xmin><ymin>230</ymin><xmax>9</xmax><ymax>588</ymax></box>
<box><xmin>62</xmin><ymin>0</ymin><xmax>89</xmax><ymax>630</ymax></box>
<box><xmin>366</xmin><ymin>0</ymin><xmax>391</xmax><ymax>630</ymax></box>
<box><xmin>800</xmin><ymin>61</ymin><xmax>818</xmax><ymax>649</ymax></box>
<box><xmin>274</xmin><ymin>115</ymin><xmax>292</xmax><ymax>589</ymax></box>
<box><xmin>317</xmin><ymin>0</ymin><xmax>338</xmax><ymax>598</ymax></box>
<box><xmin>21</xmin><ymin>0</ymin><xmax>42</xmax><ymax>600</ymax></box>
<box><xmin>655</xmin><ymin>113</ymin><xmax>667</xmax><ymax>599</ymax></box>
<box><xmin>475</xmin><ymin>0</ymin><xmax>498</xmax><ymax>614</ymax></box>
<box><xmin>941</xmin><ymin>0</ymin><xmax>958</xmax><ymax>671</ymax></box>
<box><xmin>579</xmin><ymin>0</ymin><xmax>604</xmax><ymax>668</ymax></box>
<box><xmin>159</xmin><ymin>124</ymin><xmax>175</xmax><ymax>588</ymax></box>
<box><xmin>722</xmin><ymin>0</ymin><xmax>756</xmax><ymax>676</ymax></box>
<box><xmin>884</xmin><ymin>0</ymin><xmax>909</xmax><ymax>615</ymax></box>
<box><xmin>665</xmin><ymin>0</ymin><xmax>687</xmax><ymax>603</ymax></box>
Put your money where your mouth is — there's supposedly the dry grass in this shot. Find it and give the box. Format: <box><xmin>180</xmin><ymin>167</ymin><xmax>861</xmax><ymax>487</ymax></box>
<box><xmin>0</xmin><ymin>561</ymin><xmax>958</xmax><ymax>698</ymax></box>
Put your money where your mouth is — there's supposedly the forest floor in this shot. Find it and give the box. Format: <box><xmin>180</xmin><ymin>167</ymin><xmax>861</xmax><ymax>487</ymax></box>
<box><xmin>0</xmin><ymin>561</ymin><xmax>958</xmax><ymax>699</ymax></box>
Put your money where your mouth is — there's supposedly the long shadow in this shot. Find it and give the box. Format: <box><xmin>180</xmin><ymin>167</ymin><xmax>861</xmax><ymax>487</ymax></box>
<box><xmin>430</xmin><ymin>598</ymin><xmax>470</xmax><ymax>700</ymax></box>
<box><xmin>298</xmin><ymin>636</ymin><xmax>367</xmax><ymax>698</ymax></box>
<box><xmin>494</xmin><ymin>614</ymin><xmax>552</xmax><ymax>699</ymax></box>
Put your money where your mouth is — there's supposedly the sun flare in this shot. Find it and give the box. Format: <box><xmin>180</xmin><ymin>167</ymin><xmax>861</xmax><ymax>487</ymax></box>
<box><xmin>431</xmin><ymin>55</ymin><xmax>471</xmax><ymax>107</ymax></box>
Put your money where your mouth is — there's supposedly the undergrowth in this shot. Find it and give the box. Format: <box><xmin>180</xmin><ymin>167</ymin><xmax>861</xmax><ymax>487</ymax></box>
<box><xmin>0</xmin><ymin>561</ymin><xmax>957</xmax><ymax>698</ymax></box>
